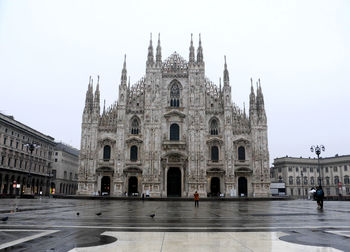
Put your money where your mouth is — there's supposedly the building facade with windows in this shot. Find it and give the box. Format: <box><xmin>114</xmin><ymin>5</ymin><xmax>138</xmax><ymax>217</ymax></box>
<box><xmin>0</xmin><ymin>113</ymin><xmax>55</xmax><ymax>196</ymax></box>
<box><xmin>271</xmin><ymin>155</ymin><xmax>350</xmax><ymax>197</ymax></box>
<box><xmin>78</xmin><ymin>35</ymin><xmax>270</xmax><ymax>197</ymax></box>
<box><xmin>51</xmin><ymin>143</ymin><xmax>79</xmax><ymax>195</ymax></box>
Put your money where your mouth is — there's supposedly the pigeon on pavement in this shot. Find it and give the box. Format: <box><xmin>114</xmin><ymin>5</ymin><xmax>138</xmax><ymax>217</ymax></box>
<box><xmin>1</xmin><ymin>216</ymin><xmax>8</xmax><ymax>221</ymax></box>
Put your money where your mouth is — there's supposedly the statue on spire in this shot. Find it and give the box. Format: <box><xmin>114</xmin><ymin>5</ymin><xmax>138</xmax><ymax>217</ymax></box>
<box><xmin>147</xmin><ymin>33</ymin><xmax>154</xmax><ymax>67</ymax></box>
<box><xmin>156</xmin><ymin>33</ymin><xmax>162</xmax><ymax>66</ymax></box>
<box><xmin>196</xmin><ymin>33</ymin><xmax>203</xmax><ymax>63</ymax></box>
<box><xmin>121</xmin><ymin>54</ymin><xmax>127</xmax><ymax>85</ymax></box>
<box><xmin>189</xmin><ymin>33</ymin><xmax>195</xmax><ymax>64</ymax></box>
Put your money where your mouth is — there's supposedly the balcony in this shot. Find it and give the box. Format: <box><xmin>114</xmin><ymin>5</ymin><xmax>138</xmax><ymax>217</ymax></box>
<box><xmin>125</xmin><ymin>160</ymin><xmax>142</xmax><ymax>166</ymax></box>
<box><xmin>234</xmin><ymin>159</ymin><xmax>250</xmax><ymax>167</ymax></box>
<box><xmin>162</xmin><ymin>140</ymin><xmax>186</xmax><ymax>151</ymax></box>
<box><xmin>207</xmin><ymin>160</ymin><xmax>224</xmax><ymax>167</ymax></box>
<box><xmin>98</xmin><ymin>159</ymin><xmax>115</xmax><ymax>167</ymax></box>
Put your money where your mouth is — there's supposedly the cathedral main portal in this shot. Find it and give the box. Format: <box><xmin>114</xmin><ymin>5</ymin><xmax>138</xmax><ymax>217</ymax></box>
<box><xmin>167</xmin><ymin>167</ymin><xmax>181</xmax><ymax>197</ymax></box>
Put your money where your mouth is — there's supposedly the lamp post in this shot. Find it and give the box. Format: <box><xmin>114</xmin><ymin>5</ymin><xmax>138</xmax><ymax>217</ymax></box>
<box><xmin>301</xmin><ymin>171</ymin><xmax>304</xmax><ymax>199</ymax></box>
<box><xmin>310</xmin><ymin>145</ymin><xmax>325</xmax><ymax>186</ymax></box>
<box><xmin>24</xmin><ymin>142</ymin><xmax>40</xmax><ymax>195</ymax></box>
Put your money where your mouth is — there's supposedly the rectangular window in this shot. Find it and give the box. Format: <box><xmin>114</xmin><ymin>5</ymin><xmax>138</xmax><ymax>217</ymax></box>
<box><xmin>1</xmin><ymin>156</ymin><xmax>4</xmax><ymax>165</ymax></box>
<box><xmin>64</xmin><ymin>171</ymin><xmax>67</xmax><ymax>179</ymax></box>
<box><xmin>22</xmin><ymin>144</ymin><xmax>24</xmax><ymax>150</ymax></box>
<box><xmin>325</xmin><ymin>167</ymin><xmax>328</xmax><ymax>173</ymax></box>
<box><xmin>298</xmin><ymin>188</ymin><xmax>301</xmax><ymax>195</ymax></box>
<box><xmin>303</xmin><ymin>167</ymin><xmax>306</xmax><ymax>172</ymax></box>
<box><xmin>278</xmin><ymin>167</ymin><xmax>282</xmax><ymax>172</ymax></box>
<box><xmin>52</xmin><ymin>170</ymin><xmax>56</xmax><ymax>179</ymax></box>
<box><xmin>16</xmin><ymin>142</ymin><xmax>19</xmax><ymax>148</ymax></box>
<box><xmin>334</xmin><ymin>167</ymin><xmax>338</xmax><ymax>172</ymax></box>
<box><xmin>296</xmin><ymin>167</ymin><xmax>299</xmax><ymax>172</ymax></box>
<box><xmin>290</xmin><ymin>188</ymin><xmax>293</xmax><ymax>196</ymax></box>
<box><xmin>10</xmin><ymin>140</ymin><xmax>13</xmax><ymax>147</ymax></box>
<box><xmin>14</xmin><ymin>159</ymin><xmax>17</xmax><ymax>168</ymax></box>
<box><xmin>70</xmin><ymin>172</ymin><xmax>73</xmax><ymax>180</ymax></box>
<box><xmin>310</xmin><ymin>167</ymin><xmax>313</xmax><ymax>172</ymax></box>
<box><xmin>55</xmin><ymin>158</ymin><xmax>57</xmax><ymax>162</ymax></box>
<box><xmin>8</xmin><ymin>158</ymin><xmax>11</xmax><ymax>167</ymax></box>
<box><xmin>3</xmin><ymin>137</ymin><xmax>7</xmax><ymax>145</ymax></box>
<box><xmin>288</xmin><ymin>167</ymin><xmax>292</xmax><ymax>172</ymax></box>
<box><xmin>55</xmin><ymin>152</ymin><xmax>58</xmax><ymax>156</ymax></box>
<box><xmin>326</xmin><ymin>188</ymin><xmax>330</xmax><ymax>195</ymax></box>
<box><xmin>344</xmin><ymin>165</ymin><xmax>348</xmax><ymax>171</ymax></box>
<box><xmin>20</xmin><ymin>160</ymin><xmax>23</xmax><ymax>168</ymax></box>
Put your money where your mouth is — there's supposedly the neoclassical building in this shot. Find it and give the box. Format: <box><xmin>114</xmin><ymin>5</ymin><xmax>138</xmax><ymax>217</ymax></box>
<box><xmin>78</xmin><ymin>35</ymin><xmax>270</xmax><ymax>197</ymax></box>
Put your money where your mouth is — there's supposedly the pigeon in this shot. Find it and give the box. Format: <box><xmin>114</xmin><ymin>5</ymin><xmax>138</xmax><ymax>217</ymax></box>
<box><xmin>149</xmin><ymin>214</ymin><xmax>155</xmax><ymax>218</ymax></box>
<box><xmin>76</xmin><ymin>212</ymin><xmax>80</xmax><ymax>216</ymax></box>
<box><xmin>96</xmin><ymin>212</ymin><xmax>102</xmax><ymax>216</ymax></box>
<box><xmin>2</xmin><ymin>216</ymin><xmax>8</xmax><ymax>221</ymax></box>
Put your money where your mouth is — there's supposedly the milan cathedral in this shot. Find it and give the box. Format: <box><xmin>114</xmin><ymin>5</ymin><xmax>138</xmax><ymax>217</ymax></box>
<box><xmin>78</xmin><ymin>34</ymin><xmax>270</xmax><ymax>197</ymax></box>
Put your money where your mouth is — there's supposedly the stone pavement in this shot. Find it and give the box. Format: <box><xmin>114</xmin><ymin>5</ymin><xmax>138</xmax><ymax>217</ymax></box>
<box><xmin>0</xmin><ymin>198</ymin><xmax>349</xmax><ymax>251</ymax></box>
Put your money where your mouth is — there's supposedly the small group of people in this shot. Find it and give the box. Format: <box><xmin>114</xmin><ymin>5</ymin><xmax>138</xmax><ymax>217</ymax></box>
<box><xmin>310</xmin><ymin>186</ymin><xmax>324</xmax><ymax>209</ymax></box>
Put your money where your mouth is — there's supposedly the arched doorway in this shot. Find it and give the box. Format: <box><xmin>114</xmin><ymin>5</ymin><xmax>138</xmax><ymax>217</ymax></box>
<box><xmin>101</xmin><ymin>176</ymin><xmax>110</xmax><ymax>196</ymax></box>
<box><xmin>128</xmin><ymin>176</ymin><xmax>138</xmax><ymax>196</ymax></box>
<box><xmin>238</xmin><ymin>177</ymin><xmax>247</xmax><ymax>197</ymax></box>
<box><xmin>167</xmin><ymin>167</ymin><xmax>181</xmax><ymax>197</ymax></box>
<box><xmin>210</xmin><ymin>177</ymin><xmax>220</xmax><ymax>196</ymax></box>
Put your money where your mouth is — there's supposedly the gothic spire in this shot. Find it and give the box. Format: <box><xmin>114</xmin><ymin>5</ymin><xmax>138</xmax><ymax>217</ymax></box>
<box><xmin>223</xmin><ymin>56</ymin><xmax>229</xmax><ymax>85</ymax></box>
<box><xmin>196</xmin><ymin>33</ymin><xmax>203</xmax><ymax>63</ymax></box>
<box><xmin>121</xmin><ymin>54</ymin><xmax>127</xmax><ymax>85</ymax></box>
<box><xmin>156</xmin><ymin>33</ymin><xmax>162</xmax><ymax>65</ymax></box>
<box><xmin>189</xmin><ymin>33</ymin><xmax>195</xmax><ymax>64</ymax></box>
<box><xmin>147</xmin><ymin>33</ymin><xmax>154</xmax><ymax>66</ymax></box>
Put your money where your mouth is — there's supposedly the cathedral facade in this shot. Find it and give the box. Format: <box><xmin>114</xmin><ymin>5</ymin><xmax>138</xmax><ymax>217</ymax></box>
<box><xmin>78</xmin><ymin>35</ymin><xmax>270</xmax><ymax>197</ymax></box>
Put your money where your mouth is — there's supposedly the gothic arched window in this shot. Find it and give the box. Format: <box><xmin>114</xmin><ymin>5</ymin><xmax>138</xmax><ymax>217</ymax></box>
<box><xmin>170</xmin><ymin>123</ymin><xmax>180</xmax><ymax>141</ymax></box>
<box><xmin>130</xmin><ymin>145</ymin><xmax>138</xmax><ymax>161</ymax></box>
<box><xmin>238</xmin><ymin>146</ymin><xmax>245</xmax><ymax>161</ymax></box>
<box><xmin>170</xmin><ymin>82</ymin><xmax>180</xmax><ymax>107</ymax></box>
<box><xmin>210</xmin><ymin>119</ymin><xmax>219</xmax><ymax>135</ymax></box>
<box><xmin>131</xmin><ymin>117</ymin><xmax>140</xmax><ymax>135</ymax></box>
<box><xmin>211</xmin><ymin>146</ymin><xmax>219</xmax><ymax>162</ymax></box>
<box><xmin>103</xmin><ymin>145</ymin><xmax>111</xmax><ymax>160</ymax></box>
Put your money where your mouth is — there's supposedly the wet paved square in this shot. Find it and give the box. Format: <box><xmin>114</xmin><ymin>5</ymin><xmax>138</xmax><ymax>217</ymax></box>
<box><xmin>0</xmin><ymin>198</ymin><xmax>349</xmax><ymax>251</ymax></box>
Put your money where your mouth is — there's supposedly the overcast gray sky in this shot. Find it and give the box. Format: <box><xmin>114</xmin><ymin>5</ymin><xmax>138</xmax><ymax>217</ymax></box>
<box><xmin>0</xmin><ymin>0</ymin><xmax>349</xmax><ymax>164</ymax></box>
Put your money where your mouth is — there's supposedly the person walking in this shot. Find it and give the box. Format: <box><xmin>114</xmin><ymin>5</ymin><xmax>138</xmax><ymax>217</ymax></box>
<box><xmin>194</xmin><ymin>191</ymin><xmax>199</xmax><ymax>207</ymax></box>
<box><xmin>315</xmin><ymin>186</ymin><xmax>324</xmax><ymax>209</ymax></box>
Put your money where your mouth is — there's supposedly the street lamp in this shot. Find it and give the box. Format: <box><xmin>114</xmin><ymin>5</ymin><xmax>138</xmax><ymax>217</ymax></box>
<box><xmin>24</xmin><ymin>142</ymin><xmax>40</xmax><ymax>194</ymax></box>
<box><xmin>301</xmin><ymin>171</ymin><xmax>304</xmax><ymax>199</ymax></box>
<box><xmin>310</xmin><ymin>145</ymin><xmax>325</xmax><ymax>186</ymax></box>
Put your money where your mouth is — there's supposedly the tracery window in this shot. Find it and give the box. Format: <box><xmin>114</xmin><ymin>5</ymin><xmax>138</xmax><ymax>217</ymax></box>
<box><xmin>131</xmin><ymin>117</ymin><xmax>140</xmax><ymax>135</ymax></box>
<box><xmin>170</xmin><ymin>123</ymin><xmax>180</xmax><ymax>141</ymax></box>
<box><xmin>238</xmin><ymin>146</ymin><xmax>245</xmax><ymax>161</ymax></box>
<box><xmin>130</xmin><ymin>145</ymin><xmax>138</xmax><ymax>161</ymax></box>
<box><xmin>209</xmin><ymin>119</ymin><xmax>218</xmax><ymax>135</ymax></box>
<box><xmin>103</xmin><ymin>145</ymin><xmax>111</xmax><ymax>160</ymax></box>
<box><xmin>211</xmin><ymin>146</ymin><xmax>219</xmax><ymax>162</ymax></box>
<box><xmin>170</xmin><ymin>82</ymin><xmax>180</xmax><ymax>107</ymax></box>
